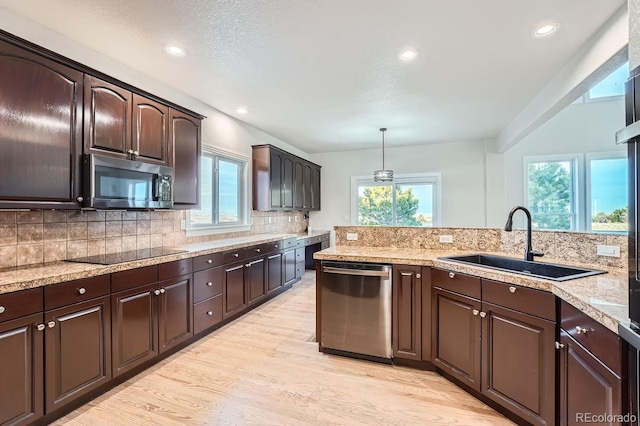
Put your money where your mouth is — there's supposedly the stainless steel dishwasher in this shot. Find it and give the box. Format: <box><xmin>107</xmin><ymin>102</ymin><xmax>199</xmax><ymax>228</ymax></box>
<box><xmin>320</xmin><ymin>261</ymin><xmax>392</xmax><ymax>361</ymax></box>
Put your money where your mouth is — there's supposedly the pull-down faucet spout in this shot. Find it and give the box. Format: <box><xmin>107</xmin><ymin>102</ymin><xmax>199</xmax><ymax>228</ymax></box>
<box><xmin>504</xmin><ymin>206</ymin><xmax>544</xmax><ymax>262</ymax></box>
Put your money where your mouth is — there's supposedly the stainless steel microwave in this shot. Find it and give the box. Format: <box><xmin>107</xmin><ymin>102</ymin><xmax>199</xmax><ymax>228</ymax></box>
<box><xmin>84</xmin><ymin>154</ymin><xmax>173</xmax><ymax>209</ymax></box>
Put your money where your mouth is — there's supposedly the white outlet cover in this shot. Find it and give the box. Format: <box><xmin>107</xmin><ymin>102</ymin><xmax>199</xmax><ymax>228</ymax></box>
<box><xmin>346</xmin><ymin>233</ymin><xmax>358</xmax><ymax>241</ymax></box>
<box><xmin>596</xmin><ymin>245</ymin><xmax>620</xmax><ymax>257</ymax></box>
<box><xmin>439</xmin><ymin>235</ymin><xmax>453</xmax><ymax>243</ymax></box>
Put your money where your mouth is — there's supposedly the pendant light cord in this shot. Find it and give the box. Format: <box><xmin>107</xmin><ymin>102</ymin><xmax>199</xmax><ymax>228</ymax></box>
<box><xmin>380</xmin><ymin>127</ymin><xmax>387</xmax><ymax>169</ymax></box>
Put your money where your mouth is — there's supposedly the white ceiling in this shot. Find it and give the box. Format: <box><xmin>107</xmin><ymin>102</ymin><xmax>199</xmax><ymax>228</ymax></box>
<box><xmin>0</xmin><ymin>0</ymin><xmax>627</xmax><ymax>153</ymax></box>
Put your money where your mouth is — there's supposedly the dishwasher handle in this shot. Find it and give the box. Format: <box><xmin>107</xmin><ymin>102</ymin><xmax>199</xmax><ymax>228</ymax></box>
<box><xmin>322</xmin><ymin>266</ymin><xmax>390</xmax><ymax>278</ymax></box>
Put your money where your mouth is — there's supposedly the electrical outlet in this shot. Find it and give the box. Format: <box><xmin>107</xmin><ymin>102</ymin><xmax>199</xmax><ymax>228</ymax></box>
<box><xmin>596</xmin><ymin>245</ymin><xmax>620</xmax><ymax>257</ymax></box>
<box><xmin>346</xmin><ymin>233</ymin><xmax>358</xmax><ymax>241</ymax></box>
<box><xmin>439</xmin><ymin>235</ymin><xmax>453</xmax><ymax>243</ymax></box>
<box><xmin>268</xmin><ymin>217</ymin><xmax>272</xmax><ymax>224</ymax></box>
<box><xmin>343</xmin><ymin>215</ymin><xmax>350</xmax><ymax>222</ymax></box>
<box><xmin>288</xmin><ymin>216</ymin><xmax>292</xmax><ymax>222</ymax></box>
<box><xmin>295</xmin><ymin>216</ymin><xmax>299</xmax><ymax>222</ymax></box>
<box><xmin>180</xmin><ymin>219</ymin><xmax>186</xmax><ymax>230</ymax></box>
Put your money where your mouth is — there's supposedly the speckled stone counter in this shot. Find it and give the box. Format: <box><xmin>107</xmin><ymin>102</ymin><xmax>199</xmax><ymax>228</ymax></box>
<box><xmin>314</xmin><ymin>246</ymin><xmax>628</xmax><ymax>334</ymax></box>
<box><xmin>0</xmin><ymin>234</ymin><xmax>297</xmax><ymax>295</ymax></box>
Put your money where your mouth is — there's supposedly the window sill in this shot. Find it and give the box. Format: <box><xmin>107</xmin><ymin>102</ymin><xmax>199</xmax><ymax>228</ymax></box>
<box><xmin>186</xmin><ymin>224</ymin><xmax>252</xmax><ymax>237</ymax></box>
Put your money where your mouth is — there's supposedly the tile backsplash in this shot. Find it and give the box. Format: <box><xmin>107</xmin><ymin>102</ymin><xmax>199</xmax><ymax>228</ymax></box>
<box><xmin>0</xmin><ymin>210</ymin><xmax>308</xmax><ymax>268</ymax></box>
<box><xmin>334</xmin><ymin>226</ymin><xmax>628</xmax><ymax>269</ymax></box>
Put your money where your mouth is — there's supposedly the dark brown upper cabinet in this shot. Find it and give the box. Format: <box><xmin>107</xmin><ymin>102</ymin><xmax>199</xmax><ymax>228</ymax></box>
<box><xmin>253</xmin><ymin>144</ymin><xmax>321</xmax><ymax>211</ymax></box>
<box><xmin>132</xmin><ymin>94</ymin><xmax>170</xmax><ymax>166</ymax></box>
<box><xmin>0</xmin><ymin>39</ymin><xmax>83</xmax><ymax>209</ymax></box>
<box><xmin>170</xmin><ymin>109</ymin><xmax>201</xmax><ymax>208</ymax></box>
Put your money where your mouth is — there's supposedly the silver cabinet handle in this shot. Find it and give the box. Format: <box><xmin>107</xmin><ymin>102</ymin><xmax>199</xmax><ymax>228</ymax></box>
<box><xmin>47</xmin><ymin>321</ymin><xmax>56</xmax><ymax>328</ymax></box>
<box><xmin>234</xmin><ymin>253</ymin><xmax>239</xmax><ymax>257</ymax></box>
<box><xmin>154</xmin><ymin>289</ymin><xmax>161</xmax><ymax>296</ymax></box>
<box><xmin>274</xmin><ymin>244</ymin><xmax>279</xmax><ymax>249</ymax></box>
<box><xmin>76</xmin><ymin>196</ymin><xmax>84</xmax><ymax>203</ymax></box>
<box><xmin>479</xmin><ymin>312</ymin><xmax>486</xmax><ymax>318</ymax></box>
<box><xmin>159</xmin><ymin>288</ymin><xmax>166</xmax><ymax>294</ymax></box>
<box><xmin>133</xmin><ymin>151</ymin><xmax>139</xmax><ymax>156</ymax></box>
<box><xmin>255</xmin><ymin>248</ymin><xmax>261</xmax><ymax>252</ymax></box>
<box><xmin>576</xmin><ymin>326</ymin><xmax>591</xmax><ymax>335</ymax></box>
<box><xmin>0</xmin><ymin>306</ymin><xmax>4</xmax><ymax>314</ymax></box>
<box><xmin>36</xmin><ymin>324</ymin><xmax>45</xmax><ymax>331</ymax></box>
<box><xmin>472</xmin><ymin>309</ymin><xmax>479</xmax><ymax>316</ymax></box>
<box><xmin>416</xmin><ymin>273</ymin><xmax>421</xmax><ymax>279</ymax></box>
<box><xmin>78</xmin><ymin>287</ymin><xmax>86</xmax><ymax>295</ymax></box>
<box><xmin>127</xmin><ymin>149</ymin><xmax>134</xmax><ymax>154</ymax></box>
<box><xmin>555</xmin><ymin>342</ymin><xmax>565</xmax><ymax>349</ymax></box>
<box><xmin>509</xmin><ymin>286</ymin><xmax>517</xmax><ymax>293</ymax></box>
<box><xmin>206</xmin><ymin>311</ymin><xmax>213</xmax><ymax>316</ymax></box>
<box><xmin>206</xmin><ymin>282</ymin><xmax>213</xmax><ymax>287</ymax></box>
<box><xmin>206</xmin><ymin>259</ymin><xmax>213</xmax><ymax>264</ymax></box>
<box><xmin>448</xmin><ymin>272</ymin><xmax>455</xmax><ymax>279</ymax></box>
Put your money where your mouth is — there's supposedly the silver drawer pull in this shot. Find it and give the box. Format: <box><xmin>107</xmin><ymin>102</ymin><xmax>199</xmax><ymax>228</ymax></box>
<box><xmin>154</xmin><ymin>289</ymin><xmax>161</xmax><ymax>296</ymax></box>
<box><xmin>0</xmin><ymin>306</ymin><xmax>5</xmax><ymax>314</ymax></box>
<box><xmin>416</xmin><ymin>273</ymin><xmax>421</xmax><ymax>279</ymax></box>
<box><xmin>133</xmin><ymin>150</ymin><xmax>139</xmax><ymax>156</ymax></box>
<box><xmin>479</xmin><ymin>312</ymin><xmax>486</xmax><ymax>318</ymax></box>
<box><xmin>127</xmin><ymin>149</ymin><xmax>134</xmax><ymax>154</ymax></box>
<box><xmin>576</xmin><ymin>326</ymin><xmax>592</xmax><ymax>335</ymax></box>
<box><xmin>36</xmin><ymin>324</ymin><xmax>45</xmax><ymax>331</ymax></box>
<box><xmin>255</xmin><ymin>248</ymin><xmax>261</xmax><ymax>252</ymax></box>
<box><xmin>448</xmin><ymin>272</ymin><xmax>455</xmax><ymax>279</ymax></box>
<box><xmin>508</xmin><ymin>286</ymin><xmax>517</xmax><ymax>293</ymax></box>
<box><xmin>206</xmin><ymin>282</ymin><xmax>213</xmax><ymax>287</ymax></box>
<box><xmin>472</xmin><ymin>309</ymin><xmax>479</xmax><ymax>316</ymax></box>
<box><xmin>207</xmin><ymin>259</ymin><xmax>213</xmax><ymax>264</ymax></box>
<box><xmin>207</xmin><ymin>311</ymin><xmax>213</xmax><ymax>316</ymax></box>
<box><xmin>234</xmin><ymin>253</ymin><xmax>239</xmax><ymax>257</ymax></box>
<box><xmin>47</xmin><ymin>321</ymin><xmax>56</xmax><ymax>328</ymax></box>
<box><xmin>160</xmin><ymin>288</ymin><xmax>166</xmax><ymax>294</ymax></box>
<box><xmin>78</xmin><ymin>287</ymin><xmax>86</xmax><ymax>295</ymax></box>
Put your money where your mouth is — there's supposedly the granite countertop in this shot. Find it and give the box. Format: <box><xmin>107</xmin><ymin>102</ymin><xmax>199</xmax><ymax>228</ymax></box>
<box><xmin>314</xmin><ymin>246</ymin><xmax>628</xmax><ymax>334</ymax></box>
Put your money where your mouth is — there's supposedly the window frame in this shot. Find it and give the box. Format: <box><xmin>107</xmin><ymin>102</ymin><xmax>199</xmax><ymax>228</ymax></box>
<box><xmin>186</xmin><ymin>148</ymin><xmax>251</xmax><ymax>236</ymax></box>
<box><xmin>350</xmin><ymin>173</ymin><xmax>442</xmax><ymax>227</ymax></box>
<box><xmin>585</xmin><ymin>151</ymin><xmax>628</xmax><ymax>233</ymax></box>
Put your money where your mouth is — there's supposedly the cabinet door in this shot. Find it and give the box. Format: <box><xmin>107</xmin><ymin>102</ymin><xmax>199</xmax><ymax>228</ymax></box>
<box><xmin>282</xmin><ymin>155</ymin><xmax>294</xmax><ymax>209</ymax></box>
<box><xmin>481</xmin><ymin>302</ymin><xmax>555</xmax><ymax>426</ymax></box>
<box><xmin>84</xmin><ymin>75</ymin><xmax>131</xmax><ymax>159</ymax></box>
<box><xmin>392</xmin><ymin>265</ymin><xmax>422</xmax><ymax>361</ymax></box>
<box><xmin>293</xmin><ymin>160</ymin><xmax>304</xmax><ymax>209</ymax></box>
<box><xmin>269</xmin><ymin>150</ymin><xmax>283</xmax><ymax>210</ymax></box>
<box><xmin>170</xmin><ymin>109</ymin><xmax>201</xmax><ymax>208</ymax></box>
<box><xmin>44</xmin><ymin>296</ymin><xmax>111</xmax><ymax>413</ymax></box>
<box><xmin>303</xmin><ymin>163</ymin><xmax>312</xmax><ymax>210</ymax></box>
<box><xmin>311</xmin><ymin>164</ymin><xmax>321</xmax><ymax>210</ymax></box>
<box><xmin>158</xmin><ymin>274</ymin><xmax>193</xmax><ymax>353</ymax></box>
<box><xmin>223</xmin><ymin>263</ymin><xmax>247</xmax><ymax>318</ymax></box>
<box><xmin>132</xmin><ymin>94</ymin><xmax>169</xmax><ymax>165</ymax></box>
<box><xmin>0</xmin><ymin>40</ymin><xmax>83</xmax><ymax>209</ymax></box>
<box><xmin>0</xmin><ymin>313</ymin><xmax>43</xmax><ymax>426</ymax></box>
<box><xmin>283</xmin><ymin>249</ymin><xmax>297</xmax><ymax>286</ymax></box>
<box><xmin>111</xmin><ymin>283</ymin><xmax>158</xmax><ymax>378</ymax></box>
<box><xmin>432</xmin><ymin>287</ymin><xmax>481</xmax><ymax>391</ymax></box>
<box><xmin>420</xmin><ymin>267</ymin><xmax>432</xmax><ymax>362</ymax></box>
<box><xmin>247</xmin><ymin>258</ymin><xmax>266</xmax><ymax>306</ymax></box>
<box><xmin>559</xmin><ymin>330</ymin><xmax>621</xmax><ymax>426</ymax></box>
<box><xmin>266</xmin><ymin>252</ymin><xmax>284</xmax><ymax>295</ymax></box>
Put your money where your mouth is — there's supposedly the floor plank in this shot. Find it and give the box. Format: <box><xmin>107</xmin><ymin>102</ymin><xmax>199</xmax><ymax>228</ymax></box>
<box><xmin>53</xmin><ymin>272</ymin><xmax>514</xmax><ymax>425</ymax></box>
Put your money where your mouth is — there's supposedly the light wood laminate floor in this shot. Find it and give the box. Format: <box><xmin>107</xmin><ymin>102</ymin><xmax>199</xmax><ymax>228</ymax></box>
<box><xmin>54</xmin><ymin>272</ymin><xmax>514</xmax><ymax>425</ymax></box>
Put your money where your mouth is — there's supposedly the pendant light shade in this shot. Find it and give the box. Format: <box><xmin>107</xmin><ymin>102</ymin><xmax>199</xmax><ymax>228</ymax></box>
<box><xmin>374</xmin><ymin>127</ymin><xmax>393</xmax><ymax>182</ymax></box>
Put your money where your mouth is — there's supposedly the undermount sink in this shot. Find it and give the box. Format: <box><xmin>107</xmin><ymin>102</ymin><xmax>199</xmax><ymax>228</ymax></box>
<box><xmin>439</xmin><ymin>254</ymin><xmax>607</xmax><ymax>282</ymax></box>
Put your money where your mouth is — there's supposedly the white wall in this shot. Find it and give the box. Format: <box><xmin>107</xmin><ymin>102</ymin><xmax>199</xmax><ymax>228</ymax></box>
<box><xmin>308</xmin><ymin>140</ymin><xmax>488</xmax><ymax>231</ymax></box>
<box><xmin>504</xmin><ymin>98</ymin><xmax>625</xmax><ymax>226</ymax></box>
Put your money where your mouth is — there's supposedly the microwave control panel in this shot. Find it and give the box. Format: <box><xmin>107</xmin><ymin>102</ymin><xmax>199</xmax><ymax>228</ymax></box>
<box><xmin>159</xmin><ymin>176</ymin><xmax>172</xmax><ymax>201</ymax></box>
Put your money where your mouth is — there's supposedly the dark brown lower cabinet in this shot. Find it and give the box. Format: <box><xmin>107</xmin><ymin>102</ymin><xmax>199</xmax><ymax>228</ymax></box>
<box><xmin>431</xmin><ymin>287</ymin><xmax>482</xmax><ymax>391</ymax></box>
<box><xmin>482</xmin><ymin>303</ymin><xmax>555</xmax><ymax>426</ymax></box>
<box><xmin>158</xmin><ymin>274</ymin><xmax>193</xmax><ymax>353</ymax></box>
<box><xmin>558</xmin><ymin>331</ymin><xmax>622</xmax><ymax>425</ymax></box>
<box><xmin>266</xmin><ymin>252</ymin><xmax>284</xmax><ymax>295</ymax></box>
<box><xmin>44</xmin><ymin>296</ymin><xmax>111</xmax><ymax>413</ymax></box>
<box><xmin>223</xmin><ymin>262</ymin><xmax>247</xmax><ymax>318</ymax></box>
<box><xmin>0</xmin><ymin>313</ymin><xmax>43</xmax><ymax>426</ymax></box>
<box><xmin>247</xmin><ymin>257</ymin><xmax>266</xmax><ymax>306</ymax></box>
<box><xmin>111</xmin><ymin>282</ymin><xmax>158</xmax><ymax>378</ymax></box>
<box><xmin>392</xmin><ymin>265</ymin><xmax>422</xmax><ymax>361</ymax></box>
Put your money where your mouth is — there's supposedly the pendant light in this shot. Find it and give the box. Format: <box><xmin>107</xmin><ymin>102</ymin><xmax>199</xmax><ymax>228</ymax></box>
<box><xmin>374</xmin><ymin>127</ymin><xmax>393</xmax><ymax>182</ymax></box>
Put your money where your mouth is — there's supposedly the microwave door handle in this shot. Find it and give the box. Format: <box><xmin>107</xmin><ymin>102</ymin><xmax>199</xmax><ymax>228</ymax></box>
<box><xmin>152</xmin><ymin>174</ymin><xmax>160</xmax><ymax>201</ymax></box>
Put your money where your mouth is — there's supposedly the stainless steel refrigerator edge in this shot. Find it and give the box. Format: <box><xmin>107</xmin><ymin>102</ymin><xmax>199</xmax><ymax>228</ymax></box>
<box><xmin>320</xmin><ymin>261</ymin><xmax>393</xmax><ymax>361</ymax></box>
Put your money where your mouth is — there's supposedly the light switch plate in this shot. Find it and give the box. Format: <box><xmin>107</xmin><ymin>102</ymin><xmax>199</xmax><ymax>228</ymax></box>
<box><xmin>439</xmin><ymin>235</ymin><xmax>453</xmax><ymax>243</ymax></box>
<box><xmin>346</xmin><ymin>233</ymin><xmax>358</xmax><ymax>241</ymax></box>
<box><xmin>596</xmin><ymin>244</ymin><xmax>620</xmax><ymax>257</ymax></box>
<box><xmin>180</xmin><ymin>219</ymin><xmax>186</xmax><ymax>230</ymax></box>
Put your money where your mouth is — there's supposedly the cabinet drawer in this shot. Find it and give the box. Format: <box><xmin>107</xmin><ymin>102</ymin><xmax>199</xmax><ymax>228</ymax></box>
<box><xmin>246</xmin><ymin>244</ymin><xmax>268</xmax><ymax>259</ymax></box>
<box><xmin>561</xmin><ymin>300</ymin><xmax>621</xmax><ymax>375</ymax></box>
<box><xmin>0</xmin><ymin>287</ymin><xmax>43</xmax><ymax>323</ymax></box>
<box><xmin>193</xmin><ymin>252</ymin><xmax>223</xmax><ymax>271</ymax></box>
<box><xmin>193</xmin><ymin>267</ymin><xmax>223</xmax><ymax>303</ymax></box>
<box><xmin>295</xmin><ymin>261</ymin><xmax>305</xmax><ymax>278</ymax></box>
<box><xmin>111</xmin><ymin>265</ymin><xmax>157</xmax><ymax>293</ymax></box>
<box><xmin>432</xmin><ymin>268</ymin><xmax>481</xmax><ymax>299</ymax></box>
<box><xmin>295</xmin><ymin>247</ymin><xmax>305</xmax><ymax>262</ymax></box>
<box><xmin>482</xmin><ymin>279</ymin><xmax>555</xmax><ymax>321</ymax></box>
<box><xmin>194</xmin><ymin>295</ymin><xmax>223</xmax><ymax>334</ymax></box>
<box><xmin>158</xmin><ymin>258</ymin><xmax>192</xmax><ymax>280</ymax></box>
<box><xmin>306</xmin><ymin>236</ymin><xmax>322</xmax><ymax>245</ymax></box>
<box><xmin>223</xmin><ymin>248</ymin><xmax>246</xmax><ymax>264</ymax></box>
<box><xmin>44</xmin><ymin>274</ymin><xmax>110</xmax><ymax>310</ymax></box>
<box><xmin>263</xmin><ymin>240</ymin><xmax>282</xmax><ymax>254</ymax></box>
<box><xmin>283</xmin><ymin>237</ymin><xmax>298</xmax><ymax>249</ymax></box>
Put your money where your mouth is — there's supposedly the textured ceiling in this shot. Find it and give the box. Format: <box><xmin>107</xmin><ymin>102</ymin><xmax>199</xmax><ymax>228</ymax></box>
<box><xmin>0</xmin><ymin>0</ymin><xmax>627</xmax><ymax>153</ymax></box>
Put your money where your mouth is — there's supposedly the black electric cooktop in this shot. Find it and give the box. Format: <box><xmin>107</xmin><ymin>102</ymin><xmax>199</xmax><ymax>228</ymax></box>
<box><xmin>66</xmin><ymin>248</ymin><xmax>187</xmax><ymax>265</ymax></box>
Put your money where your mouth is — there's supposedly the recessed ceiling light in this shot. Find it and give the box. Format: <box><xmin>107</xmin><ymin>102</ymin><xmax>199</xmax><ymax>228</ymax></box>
<box><xmin>164</xmin><ymin>45</ymin><xmax>186</xmax><ymax>56</ymax></box>
<box><xmin>532</xmin><ymin>23</ymin><xmax>560</xmax><ymax>38</ymax></box>
<box><xmin>236</xmin><ymin>107</ymin><xmax>248</xmax><ymax>114</ymax></box>
<box><xmin>399</xmin><ymin>48</ymin><xmax>419</xmax><ymax>61</ymax></box>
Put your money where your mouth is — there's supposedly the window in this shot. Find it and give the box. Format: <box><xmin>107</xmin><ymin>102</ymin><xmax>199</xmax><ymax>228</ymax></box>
<box><xmin>524</xmin><ymin>153</ymin><xmax>627</xmax><ymax>233</ymax></box>
<box><xmin>351</xmin><ymin>173</ymin><xmax>441</xmax><ymax>227</ymax></box>
<box><xmin>573</xmin><ymin>62</ymin><xmax>628</xmax><ymax>104</ymax></box>
<box><xmin>187</xmin><ymin>149</ymin><xmax>250</xmax><ymax>235</ymax></box>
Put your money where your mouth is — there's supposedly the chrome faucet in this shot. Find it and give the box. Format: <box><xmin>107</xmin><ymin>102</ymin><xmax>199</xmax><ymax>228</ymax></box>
<box><xmin>504</xmin><ymin>206</ymin><xmax>544</xmax><ymax>262</ymax></box>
